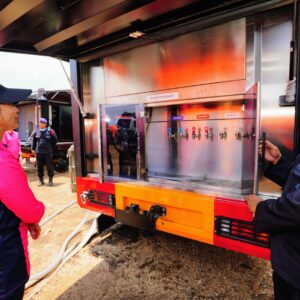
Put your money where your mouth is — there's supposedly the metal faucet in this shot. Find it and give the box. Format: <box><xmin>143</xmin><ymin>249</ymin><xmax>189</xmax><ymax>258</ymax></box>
<box><xmin>205</xmin><ymin>126</ymin><xmax>213</xmax><ymax>141</ymax></box>
<box><xmin>179</xmin><ymin>127</ymin><xmax>189</xmax><ymax>139</ymax></box>
<box><xmin>235</xmin><ymin>128</ymin><xmax>243</xmax><ymax>141</ymax></box>
<box><xmin>219</xmin><ymin>128</ymin><xmax>227</xmax><ymax>140</ymax></box>
<box><xmin>243</xmin><ymin>132</ymin><xmax>250</xmax><ymax>139</ymax></box>
<box><xmin>250</xmin><ymin>127</ymin><xmax>256</xmax><ymax>140</ymax></box>
<box><xmin>192</xmin><ymin>127</ymin><xmax>201</xmax><ymax>139</ymax></box>
<box><xmin>183</xmin><ymin>128</ymin><xmax>189</xmax><ymax>139</ymax></box>
<box><xmin>168</xmin><ymin>128</ymin><xmax>177</xmax><ymax>139</ymax></box>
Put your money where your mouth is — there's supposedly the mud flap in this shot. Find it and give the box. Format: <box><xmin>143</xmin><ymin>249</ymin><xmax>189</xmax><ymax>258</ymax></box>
<box><xmin>96</xmin><ymin>214</ymin><xmax>116</xmax><ymax>234</ymax></box>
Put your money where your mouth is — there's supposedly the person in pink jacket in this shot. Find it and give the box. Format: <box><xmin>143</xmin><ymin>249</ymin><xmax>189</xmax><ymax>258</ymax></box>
<box><xmin>0</xmin><ymin>84</ymin><xmax>45</xmax><ymax>300</ymax></box>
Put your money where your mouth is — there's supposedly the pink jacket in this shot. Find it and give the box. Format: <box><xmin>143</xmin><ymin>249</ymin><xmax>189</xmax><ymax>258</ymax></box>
<box><xmin>0</xmin><ymin>143</ymin><xmax>45</xmax><ymax>299</ymax></box>
<box><xmin>2</xmin><ymin>130</ymin><xmax>21</xmax><ymax>159</ymax></box>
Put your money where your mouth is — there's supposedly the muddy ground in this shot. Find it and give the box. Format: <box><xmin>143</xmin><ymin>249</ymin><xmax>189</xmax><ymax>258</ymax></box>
<box><xmin>23</xmin><ymin>161</ymin><xmax>273</xmax><ymax>300</ymax></box>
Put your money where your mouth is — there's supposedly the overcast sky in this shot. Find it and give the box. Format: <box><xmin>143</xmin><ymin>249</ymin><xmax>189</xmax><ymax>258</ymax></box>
<box><xmin>0</xmin><ymin>52</ymin><xmax>70</xmax><ymax>92</ymax></box>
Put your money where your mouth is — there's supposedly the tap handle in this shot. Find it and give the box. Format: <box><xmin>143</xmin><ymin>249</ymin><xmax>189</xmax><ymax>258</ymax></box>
<box><xmin>261</xmin><ymin>132</ymin><xmax>266</xmax><ymax>170</ymax></box>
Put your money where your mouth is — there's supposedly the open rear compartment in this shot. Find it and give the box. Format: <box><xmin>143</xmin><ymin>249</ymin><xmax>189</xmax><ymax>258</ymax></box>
<box><xmin>75</xmin><ymin>4</ymin><xmax>296</xmax><ymax>259</ymax></box>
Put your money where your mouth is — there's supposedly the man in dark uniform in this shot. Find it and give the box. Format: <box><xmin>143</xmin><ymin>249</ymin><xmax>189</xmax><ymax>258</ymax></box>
<box><xmin>32</xmin><ymin>117</ymin><xmax>57</xmax><ymax>186</ymax></box>
<box><xmin>246</xmin><ymin>140</ymin><xmax>300</xmax><ymax>300</ymax></box>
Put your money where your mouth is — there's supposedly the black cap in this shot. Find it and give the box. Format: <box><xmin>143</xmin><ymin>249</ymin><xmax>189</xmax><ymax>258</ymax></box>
<box><xmin>0</xmin><ymin>84</ymin><xmax>32</xmax><ymax>104</ymax></box>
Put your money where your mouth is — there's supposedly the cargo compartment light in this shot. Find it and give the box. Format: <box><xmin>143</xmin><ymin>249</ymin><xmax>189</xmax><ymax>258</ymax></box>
<box><xmin>129</xmin><ymin>31</ymin><xmax>145</xmax><ymax>39</ymax></box>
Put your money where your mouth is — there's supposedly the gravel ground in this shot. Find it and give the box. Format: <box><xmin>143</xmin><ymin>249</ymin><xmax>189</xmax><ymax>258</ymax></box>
<box><xmin>23</xmin><ymin>161</ymin><xmax>273</xmax><ymax>300</ymax></box>
<box><xmin>58</xmin><ymin>225</ymin><xmax>273</xmax><ymax>300</ymax></box>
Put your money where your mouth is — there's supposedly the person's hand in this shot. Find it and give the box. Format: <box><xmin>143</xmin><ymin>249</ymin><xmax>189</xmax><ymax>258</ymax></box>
<box><xmin>245</xmin><ymin>194</ymin><xmax>262</xmax><ymax>213</ymax></box>
<box><xmin>31</xmin><ymin>150</ymin><xmax>36</xmax><ymax>154</ymax></box>
<box><xmin>28</xmin><ymin>223</ymin><xmax>41</xmax><ymax>240</ymax></box>
<box><xmin>259</xmin><ymin>140</ymin><xmax>281</xmax><ymax>164</ymax></box>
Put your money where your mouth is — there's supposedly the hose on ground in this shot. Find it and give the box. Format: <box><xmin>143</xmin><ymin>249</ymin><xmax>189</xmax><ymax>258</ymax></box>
<box><xmin>26</xmin><ymin>211</ymin><xmax>92</xmax><ymax>288</ymax></box>
<box><xmin>27</xmin><ymin>215</ymin><xmax>104</xmax><ymax>300</ymax></box>
<box><xmin>40</xmin><ymin>201</ymin><xmax>76</xmax><ymax>227</ymax></box>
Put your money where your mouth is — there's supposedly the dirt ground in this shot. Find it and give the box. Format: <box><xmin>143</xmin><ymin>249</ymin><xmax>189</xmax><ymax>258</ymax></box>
<box><xmin>23</xmin><ymin>161</ymin><xmax>273</xmax><ymax>300</ymax></box>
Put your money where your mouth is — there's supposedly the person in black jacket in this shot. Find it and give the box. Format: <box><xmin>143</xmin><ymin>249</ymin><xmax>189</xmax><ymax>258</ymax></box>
<box><xmin>246</xmin><ymin>140</ymin><xmax>300</xmax><ymax>300</ymax></box>
<box><xmin>32</xmin><ymin>118</ymin><xmax>57</xmax><ymax>186</ymax></box>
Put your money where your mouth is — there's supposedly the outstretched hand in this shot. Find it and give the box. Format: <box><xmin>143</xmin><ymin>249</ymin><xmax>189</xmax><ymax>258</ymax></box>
<box><xmin>245</xmin><ymin>194</ymin><xmax>262</xmax><ymax>213</ymax></box>
<box><xmin>259</xmin><ymin>140</ymin><xmax>281</xmax><ymax>164</ymax></box>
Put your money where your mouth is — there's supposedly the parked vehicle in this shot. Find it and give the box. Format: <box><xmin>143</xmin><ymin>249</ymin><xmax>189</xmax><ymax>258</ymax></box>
<box><xmin>2</xmin><ymin>0</ymin><xmax>299</xmax><ymax>260</ymax></box>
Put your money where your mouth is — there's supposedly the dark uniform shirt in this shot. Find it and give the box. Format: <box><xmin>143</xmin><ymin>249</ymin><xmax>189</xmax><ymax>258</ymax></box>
<box><xmin>253</xmin><ymin>155</ymin><xmax>300</xmax><ymax>289</ymax></box>
<box><xmin>32</xmin><ymin>128</ymin><xmax>57</xmax><ymax>154</ymax></box>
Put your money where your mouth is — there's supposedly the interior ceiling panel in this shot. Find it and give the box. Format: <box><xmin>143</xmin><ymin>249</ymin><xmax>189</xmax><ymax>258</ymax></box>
<box><xmin>0</xmin><ymin>0</ymin><xmax>13</xmax><ymax>11</ymax></box>
<box><xmin>33</xmin><ymin>0</ymin><xmax>154</xmax><ymax>52</ymax></box>
<box><xmin>0</xmin><ymin>0</ymin><xmax>291</xmax><ymax>61</ymax></box>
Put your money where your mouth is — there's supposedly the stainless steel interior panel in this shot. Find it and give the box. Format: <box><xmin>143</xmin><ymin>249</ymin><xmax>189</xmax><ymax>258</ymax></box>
<box><xmin>145</xmin><ymin>101</ymin><xmax>255</xmax><ymax>192</ymax></box>
<box><xmin>103</xmin><ymin>18</ymin><xmax>246</xmax><ymax>99</ymax></box>
<box><xmin>145</xmin><ymin>112</ymin><xmax>170</xmax><ymax>175</ymax></box>
<box><xmin>260</xmin><ymin>7</ymin><xmax>293</xmax><ymax>151</ymax></box>
<box><xmin>258</xmin><ymin>6</ymin><xmax>295</xmax><ymax>195</ymax></box>
<box><xmin>145</xmin><ymin>107</ymin><xmax>172</xmax><ymax>173</ymax></box>
<box><xmin>82</xmin><ymin>61</ymin><xmax>105</xmax><ymax>174</ymax></box>
<box><xmin>102</xmin><ymin>80</ymin><xmax>246</xmax><ymax>105</ymax></box>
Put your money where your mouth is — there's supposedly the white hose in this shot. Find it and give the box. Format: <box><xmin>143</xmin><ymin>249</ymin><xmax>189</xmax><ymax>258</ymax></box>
<box><xmin>62</xmin><ymin>216</ymin><xmax>98</xmax><ymax>262</ymax></box>
<box><xmin>26</xmin><ymin>211</ymin><xmax>91</xmax><ymax>288</ymax></box>
<box><xmin>40</xmin><ymin>201</ymin><xmax>76</xmax><ymax>226</ymax></box>
<box><xmin>27</xmin><ymin>216</ymin><xmax>105</xmax><ymax>300</ymax></box>
<box><xmin>58</xmin><ymin>216</ymin><xmax>98</xmax><ymax>261</ymax></box>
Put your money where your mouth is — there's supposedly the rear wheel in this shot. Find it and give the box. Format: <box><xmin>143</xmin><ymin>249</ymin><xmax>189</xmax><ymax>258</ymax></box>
<box><xmin>53</xmin><ymin>157</ymin><xmax>68</xmax><ymax>172</ymax></box>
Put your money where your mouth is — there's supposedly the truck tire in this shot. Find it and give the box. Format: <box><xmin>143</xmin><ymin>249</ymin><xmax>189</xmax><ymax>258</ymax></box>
<box><xmin>53</xmin><ymin>158</ymin><xmax>68</xmax><ymax>172</ymax></box>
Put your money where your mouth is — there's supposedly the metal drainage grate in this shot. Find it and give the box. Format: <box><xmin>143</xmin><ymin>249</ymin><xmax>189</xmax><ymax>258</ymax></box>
<box><xmin>215</xmin><ymin>216</ymin><xmax>269</xmax><ymax>248</ymax></box>
<box><xmin>87</xmin><ymin>189</ymin><xmax>115</xmax><ymax>207</ymax></box>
